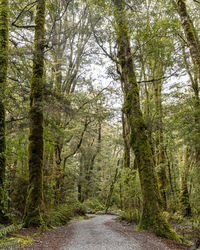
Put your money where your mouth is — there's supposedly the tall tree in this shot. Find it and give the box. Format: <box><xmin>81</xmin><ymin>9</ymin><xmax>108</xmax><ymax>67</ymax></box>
<box><xmin>0</xmin><ymin>0</ymin><xmax>9</xmax><ymax>222</ymax></box>
<box><xmin>113</xmin><ymin>0</ymin><xmax>180</xmax><ymax>239</ymax></box>
<box><xmin>23</xmin><ymin>0</ymin><xmax>46</xmax><ymax>227</ymax></box>
<box><xmin>175</xmin><ymin>0</ymin><xmax>200</xmax><ymax>164</ymax></box>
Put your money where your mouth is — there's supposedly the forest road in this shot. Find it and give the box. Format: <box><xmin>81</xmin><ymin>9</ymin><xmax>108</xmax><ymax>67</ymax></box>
<box><xmin>61</xmin><ymin>215</ymin><xmax>142</xmax><ymax>250</ymax></box>
<box><xmin>60</xmin><ymin>215</ymin><xmax>181</xmax><ymax>250</ymax></box>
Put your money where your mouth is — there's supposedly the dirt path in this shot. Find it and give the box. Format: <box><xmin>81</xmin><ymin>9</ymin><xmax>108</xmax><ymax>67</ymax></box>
<box><xmin>24</xmin><ymin>215</ymin><xmax>187</xmax><ymax>250</ymax></box>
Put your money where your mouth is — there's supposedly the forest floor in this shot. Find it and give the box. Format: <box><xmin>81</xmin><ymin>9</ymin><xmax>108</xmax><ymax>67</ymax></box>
<box><xmin>14</xmin><ymin>214</ymin><xmax>190</xmax><ymax>250</ymax></box>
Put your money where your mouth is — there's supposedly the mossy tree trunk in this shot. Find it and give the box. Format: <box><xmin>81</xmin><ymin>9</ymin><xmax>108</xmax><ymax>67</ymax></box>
<box><xmin>84</xmin><ymin>121</ymin><xmax>102</xmax><ymax>200</ymax></box>
<box><xmin>122</xmin><ymin>112</ymin><xmax>130</xmax><ymax>169</ymax></box>
<box><xmin>165</xmin><ymin>148</ymin><xmax>177</xmax><ymax>208</ymax></box>
<box><xmin>105</xmin><ymin>168</ymin><xmax>119</xmax><ymax>213</ymax></box>
<box><xmin>23</xmin><ymin>0</ymin><xmax>46</xmax><ymax>227</ymax></box>
<box><xmin>176</xmin><ymin>0</ymin><xmax>200</xmax><ymax>163</ymax></box>
<box><xmin>113</xmin><ymin>0</ymin><xmax>180</xmax><ymax>240</ymax></box>
<box><xmin>179</xmin><ymin>148</ymin><xmax>191</xmax><ymax>217</ymax></box>
<box><xmin>120</xmin><ymin>112</ymin><xmax>130</xmax><ymax>210</ymax></box>
<box><xmin>0</xmin><ymin>0</ymin><xmax>9</xmax><ymax>223</ymax></box>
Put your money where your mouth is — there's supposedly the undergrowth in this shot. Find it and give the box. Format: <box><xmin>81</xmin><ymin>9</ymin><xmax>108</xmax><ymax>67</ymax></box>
<box><xmin>84</xmin><ymin>199</ymin><xmax>105</xmax><ymax>213</ymax></box>
<box><xmin>119</xmin><ymin>209</ymin><xmax>140</xmax><ymax>224</ymax></box>
<box><xmin>46</xmin><ymin>201</ymin><xmax>86</xmax><ymax>226</ymax></box>
<box><xmin>0</xmin><ymin>201</ymin><xmax>86</xmax><ymax>248</ymax></box>
<box><xmin>0</xmin><ymin>223</ymin><xmax>25</xmax><ymax>249</ymax></box>
<box><xmin>0</xmin><ymin>223</ymin><xmax>24</xmax><ymax>238</ymax></box>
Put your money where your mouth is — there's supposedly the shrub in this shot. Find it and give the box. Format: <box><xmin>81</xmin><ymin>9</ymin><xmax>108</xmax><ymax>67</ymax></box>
<box><xmin>47</xmin><ymin>201</ymin><xmax>86</xmax><ymax>226</ymax></box>
<box><xmin>119</xmin><ymin>210</ymin><xmax>140</xmax><ymax>224</ymax></box>
<box><xmin>84</xmin><ymin>199</ymin><xmax>105</xmax><ymax>213</ymax></box>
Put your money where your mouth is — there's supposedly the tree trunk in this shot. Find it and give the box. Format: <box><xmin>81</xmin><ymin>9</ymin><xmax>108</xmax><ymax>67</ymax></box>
<box><xmin>179</xmin><ymin>148</ymin><xmax>191</xmax><ymax>217</ymax></box>
<box><xmin>0</xmin><ymin>0</ymin><xmax>9</xmax><ymax>223</ymax></box>
<box><xmin>23</xmin><ymin>0</ymin><xmax>46</xmax><ymax>227</ymax></box>
<box><xmin>122</xmin><ymin>112</ymin><xmax>130</xmax><ymax>169</ymax></box>
<box><xmin>176</xmin><ymin>0</ymin><xmax>200</xmax><ymax>163</ymax></box>
<box><xmin>113</xmin><ymin>0</ymin><xmax>180</xmax><ymax>240</ymax></box>
<box><xmin>105</xmin><ymin>168</ymin><xmax>119</xmax><ymax>213</ymax></box>
<box><xmin>84</xmin><ymin>121</ymin><xmax>101</xmax><ymax>200</ymax></box>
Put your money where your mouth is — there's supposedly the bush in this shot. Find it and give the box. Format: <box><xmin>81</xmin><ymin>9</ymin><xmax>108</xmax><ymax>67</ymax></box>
<box><xmin>84</xmin><ymin>199</ymin><xmax>105</xmax><ymax>213</ymax></box>
<box><xmin>73</xmin><ymin>201</ymin><xmax>86</xmax><ymax>216</ymax></box>
<box><xmin>119</xmin><ymin>210</ymin><xmax>140</xmax><ymax>224</ymax></box>
<box><xmin>47</xmin><ymin>201</ymin><xmax>86</xmax><ymax>226</ymax></box>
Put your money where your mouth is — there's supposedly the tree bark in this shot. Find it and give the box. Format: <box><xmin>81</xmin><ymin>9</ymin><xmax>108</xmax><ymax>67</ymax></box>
<box><xmin>113</xmin><ymin>0</ymin><xmax>180</xmax><ymax>240</ymax></box>
<box><xmin>122</xmin><ymin>112</ymin><xmax>130</xmax><ymax>169</ymax></box>
<box><xmin>0</xmin><ymin>0</ymin><xmax>9</xmax><ymax>223</ymax></box>
<box><xmin>176</xmin><ymin>0</ymin><xmax>200</xmax><ymax>163</ymax></box>
<box><xmin>105</xmin><ymin>168</ymin><xmax>119</xmax><ymax>213</ymax></box>
<box><xmin>23</xmin><ymin>0</ymin><xmax>46</xmax><ymax>227</ymax></box>
<box><xmin>179</xmin><ymin>148</ymin><xmax>191</xmax><ymax>217</ymax></box>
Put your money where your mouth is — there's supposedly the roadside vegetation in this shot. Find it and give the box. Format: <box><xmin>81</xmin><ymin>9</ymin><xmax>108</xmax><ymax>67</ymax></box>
<box><xmin>0</xmin><ymin>0</ymin><xmax>200</xmax><ymax>249</ymax></box>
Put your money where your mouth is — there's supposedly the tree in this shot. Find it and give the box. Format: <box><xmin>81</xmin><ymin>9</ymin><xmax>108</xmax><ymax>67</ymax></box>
<box><xmin>175</xmin><ymin>0</ymin><xmax>200</xmax><ymax>164</ymax></box>
<box><xmin>113</xmin><ymin>0</ymin><xmax>180</xmax><ymax>240</ymax></box>
<box><xmin>23</xmin><ymin>0</ymin><xmax>46</xmax><ymax>227</ymax></box>
<box><xmin>0</xmin><ymin>0</ymin><xmax>9</xmax><ymax>222</ymax></box>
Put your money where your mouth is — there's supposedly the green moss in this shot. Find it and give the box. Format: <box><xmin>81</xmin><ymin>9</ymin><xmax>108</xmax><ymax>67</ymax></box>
<box><xmin>23</xmin><ymin>0</ymin><xmax>46</xmax><ymax>228</ymax></box>
<box><xmin>12</xmin><ymin>234</ymin><xmax>34</xmax><ymax>247</ymax></box>
<box><xmin>0</xmin><ymin>0</ymin><xmax>9</xmax><ymax>222</ymax></box>
<box><xmin>114</xmin><ymin>0</ymin><xmax>181</xmax><ymax>241</ymax></box>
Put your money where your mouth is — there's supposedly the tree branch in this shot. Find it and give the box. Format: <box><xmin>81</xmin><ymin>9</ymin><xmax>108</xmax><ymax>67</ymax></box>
<box><xmin>63</xmin><ymin>119</ymin><xmax>90</xmax><ymax>163</ymax></box>
<box><xmin>137</xmin><ymin>69</ymin><xmax>180</xmax><ymax>83</ymax></box>
<box><xmin>12</xmin><ymin>1</ymin><xmax>37</xmax><ymax>29</ymax></box>
<box><xmin>93</xmin><ymin>31</ymin><xmax>118</xmax><ymax>63</ymax></box>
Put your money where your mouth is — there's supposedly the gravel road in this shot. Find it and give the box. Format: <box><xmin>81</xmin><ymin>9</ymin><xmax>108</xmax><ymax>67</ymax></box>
<box><xmin>61</xmin><ymin>215</ymin><xmax>142</xmax><ymax>250</ymax></box>
<box><xmin>23</xmin><ymin>215</ymin><xmax>186</xmax><ymax>250</ymax></box>
<box><xmin>60</xmin><ymin>215</ymin><xmax>178</xmax><ymax>250</ymax></box>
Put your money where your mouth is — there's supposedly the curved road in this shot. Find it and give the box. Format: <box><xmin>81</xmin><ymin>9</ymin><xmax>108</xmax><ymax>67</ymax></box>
<box><xmin>61</xmin><ymin>215</ymin><xmax>172</xmax><ymax>250</ymax></box>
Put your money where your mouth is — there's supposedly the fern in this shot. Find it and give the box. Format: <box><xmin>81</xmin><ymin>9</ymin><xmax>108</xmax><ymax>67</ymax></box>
<box><xmin>0</xmin><ymin>223</ymin><xmax>24</xmax><ymax>238</ymax></box>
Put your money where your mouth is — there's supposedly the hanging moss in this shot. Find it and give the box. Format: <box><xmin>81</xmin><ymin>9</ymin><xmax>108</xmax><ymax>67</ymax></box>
<box><xmin>0</xmin><ymin>0</ymin><xmax>9</xmax><ymax>223</ymax></box>
<box><xmin>23</xmin><ymin>0</ymin><xmax>46</xmax><ymax>227</ymax></box>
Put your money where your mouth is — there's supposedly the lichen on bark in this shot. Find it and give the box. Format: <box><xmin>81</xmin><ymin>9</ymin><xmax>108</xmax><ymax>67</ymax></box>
<box><xmin>23</xmin><ymin>0</ymin><xmax>46</xmax><ymax>227</ymax></box>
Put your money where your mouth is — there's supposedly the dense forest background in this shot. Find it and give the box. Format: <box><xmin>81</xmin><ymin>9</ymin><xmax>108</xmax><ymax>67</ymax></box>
<box><xmin>0</xmin><ymin>0</ymin><xmax>200</xmax><ymax>247</ymax></box>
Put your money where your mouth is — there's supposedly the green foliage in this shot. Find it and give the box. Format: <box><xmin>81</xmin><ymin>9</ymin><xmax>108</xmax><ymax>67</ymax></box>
<box><xmin>0</xmin><ymin>223</ymin><xmax>23</xmax><ymax>238</ymax></box>
<box><xmin>167</xmin><ymin>212</ymin><xmax>184</xmax><ymax>223</ymax></box>
<box><xmin>1</xmin><ymin>0</ymin><xmax>200</xmax><ymax>244</ymax></box>
<box><xmin>73</xmin><ymin>201</ymin><xmax>87</xmax><ymax>216</ymax></box>
<box><xmin>0</xmin><ymin>234</ymin><xmax>34</xmax><ymax>249</ymax></box>
<box><xmin>13</xmin><ymin>234</ymin><xmax>34</xmax><ymax>246</ymax></box>
<box><xmin>119</xmin><ymin>210</ymin><xmax>140</xmax><ymax>224</ymax></box>
<box><xmin>0</xmin><ymin>238</ymin><xmax>18</xmax><ymax>249</ymax></box>
<box><xmin>84</xmin><ymin>199</ymin><xmax>105</xmax><ymax>213</ymax></box>
<box><xmin>47</xmin><ymin>201</ymin><xmax>86</xmax><ymax>226</ymax></box>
